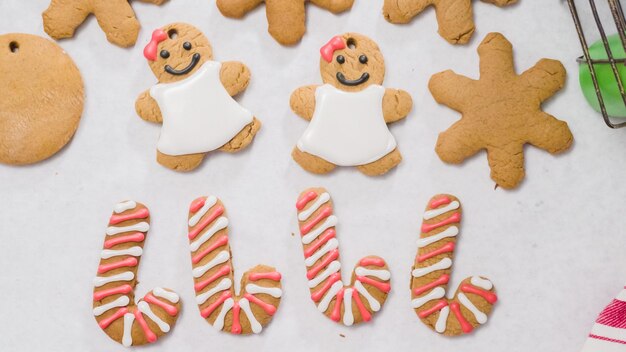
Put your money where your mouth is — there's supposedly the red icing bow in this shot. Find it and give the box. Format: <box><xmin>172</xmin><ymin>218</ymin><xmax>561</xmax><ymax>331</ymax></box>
<box><xmin>144</xmin><ymin>29</ymin><xmax>168</xmax><ymax>61</ymax></box>
<box><xmin>320</xmin><ymin>36</ymin><xmax>346</xmax><ymax>63</ymax></box>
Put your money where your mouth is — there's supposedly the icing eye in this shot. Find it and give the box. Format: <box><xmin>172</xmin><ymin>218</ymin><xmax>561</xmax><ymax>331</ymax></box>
<box><xmin>160</xmin><ymin>50</ymin><xmax>170</xmax><ymax>59</ymax></box>
<box><xmin>359</xmin><ymin>55</ymin><xmax>368</xmax><ymax>64</ymax></box>
<box><xmin>183</xmin><ymin>42</ymin><xmax>192</xmax><ymax>50</ymax></box>
<box><xmin>336</xmin><ymin>55</ymin><xmax>345</xmax><ymax>64</ymax></box>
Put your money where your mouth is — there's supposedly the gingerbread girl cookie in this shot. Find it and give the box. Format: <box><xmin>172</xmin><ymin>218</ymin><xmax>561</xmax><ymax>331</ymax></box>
<box><xmin>43</xmin><ymin>0</ymin><xmax>167</xmax><ymax>47</ymax></box>
<box><xmin>429</xmin><ymin>33</ymin><xmax>573</xmax><ymax>189</ymax></box>
<box><xmin>136</xmin><ymin>23</ymin><xmax>261</xmax><ymax>172</ymax></box>
<box><xmin>291</xmin><ymin>33</ymin><xmax>413</xmax><ymax>176</ymax></box>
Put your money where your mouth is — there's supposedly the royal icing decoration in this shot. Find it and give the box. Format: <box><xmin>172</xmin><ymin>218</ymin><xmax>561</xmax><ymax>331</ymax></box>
<box><xmin>582</xmin><ymin>285</ymin><xmax>626</xmax><ymax>350</ymax></box>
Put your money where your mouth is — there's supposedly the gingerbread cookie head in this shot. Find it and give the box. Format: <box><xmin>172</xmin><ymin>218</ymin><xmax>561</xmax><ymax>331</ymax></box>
<box><xmin>143</xmin><ymin>23</ymin><xmax>213</xmax><ymax>84</ymax></box>
<box><xmin>319</xmin><ymin>33</ymin><xmax>385</xmax><ymax>92</ymax></box>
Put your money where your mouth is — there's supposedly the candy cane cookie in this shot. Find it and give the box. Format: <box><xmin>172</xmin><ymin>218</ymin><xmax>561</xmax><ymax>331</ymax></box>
<box><xmin>187</xmin><ymin>196</ymin><xmax>283</xmax><ymax>334</ymax></box>
<box><xmin>93</xmin><ymin>201</ymin><xmax>181</xmax><ymax>347</ymax></box>
<box><xmin>411</xmin><ymin>195</ymin><xmax>497</xmax><ymax>336</ymax></box>
<box><xmin>296</xmin><ymin>188</ymin><xmax>391</xmax><ymax>326</ymax></box>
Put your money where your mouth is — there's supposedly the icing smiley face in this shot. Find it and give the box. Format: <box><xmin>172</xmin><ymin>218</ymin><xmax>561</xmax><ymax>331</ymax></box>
<box><xmin>319</xmin><ymin>33</ymin><xmax>386</xmax><ymax>92</ymax></box>
<box><xmin>144</xmin><ymin>23</ymin><xmax>213</xmax><ymax>84</ymax></box>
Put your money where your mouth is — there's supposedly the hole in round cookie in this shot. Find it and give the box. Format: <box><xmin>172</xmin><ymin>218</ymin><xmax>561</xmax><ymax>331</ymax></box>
<box><xmin>9</xmin><ymin>41</ymin><xmax>19</xmax><ymax>53</ymax></box>
<box><xmin>347</xmin><ymin>38</ymin><xmax>356</xmax><ymax>49</ymax></box>
<box><xmin>168</xmin><ymin>29</ymin><xmax>178</xmax><ymax>40</ymax></box>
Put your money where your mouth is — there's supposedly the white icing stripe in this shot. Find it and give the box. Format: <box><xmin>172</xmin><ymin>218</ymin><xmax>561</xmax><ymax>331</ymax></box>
<box><xmin>343</xmin><ymin>288</ymin><xmax>354</xmax><ymax>326</ymax></box>
<box><xmin>308</xmin><ymin>260</ymin><xmax>341</xmax><ymax>288</ymax></box>
<box><xmin>93</xmin><ymin>272</ymin><xmax>134</xmax><ymax>287</ymax></box>
<box><xmin>458</xmin><ymin>293</ymin><xmax>487</xmax><ymax>324</ymax></box>
<box><xmin>411</xmin><ymin>287</ymin><xmax>445</xmax><ymax>308</ymax></box>
<box><xmin>417</xmin><ymin>226</ymin><xmax>458</xmax><ymax>248</ymax></box>
<box><xmin>302</xmin><ymin>216</ymin><xmax>338</xmax><ymax>245</ymax></box>
<box><xmin>196</xmin><ymin>278</ymin><xmax>232</xmax><ymax>305</ymax></box>
<box><xmin>106</xmin><ymin>222</ymin><xmax>150</xmax><ymax>236</ymax></box>
<box><xmin>189</xmin><ymin>217</ymin><xmax>229</xmax><ymax>252</ymax></box>
<box><xmin>193</xmin><ymin>250</ymin><xmax>230</xmax><ymax>278</ymax></box>
<box><xmin>101</xmin><ymin>246</ymin><xmax>143</xmax><ymax>259</ymax></box>
<box><xmin>93</xmin><ymin>296</ymin><xmax>130</xmax><ymax>316</ymax></box>
<box><xmin>582</xmin><ymin>337</ymin><xmax>626</xmax><ymax>352</ymax></box>
<box><xmin>213</xmin><ymin>298</ymin><xmax>234</xmax><ymax>330</ymax></box>
<box><xmin>354</xmin><ymin>281</ymin><xmax>381</xmax><ymax>312</ymax></box>
<box><xmin>153</xmin><ymin>287</ymin><xmax>180</xmax><ymax>303</ymax></box>
<box><xmin>138</xmin><ymin>301</ymin><xmax>170</xmax><ymax>332</ymax></box>
<box><xmin>189</xmin><ymin>196</ymin><xmax>217</xmax><ymax>227</ymax></box>
<box><xmin>246</xmin><ymin>284</ymin><xmax>283</xmax><ymax>298</ymax></box>
<box><xmin>412</xmin><ymin>258</ymin><xmax>452</xmax><ymax>278</ymax></box>
<box><xmin>423</xmin><ymin>201</ymin><xmax>460</xmax><ymax>220</ymax></box>
<box><xmin>304</xmin><ymin>238</ymin><xmax>338</xmax><ymax>267</ymax></box>
<box><xmin>435</xmin><ymin>306</ymin><xmax>450</xmax><ymax>333</ymax></box>
<box><xmin>298</xmin><ymin>193</ymin><xmax>330</xmax><ymax>221</ymax></box>
<box><xmin>122</xmin><ymin>313</ymin><xmax>135</xmax><ymax>347</ymax></box>
<box><xmin>470</xmin><ymin>276</ymin><xmax>493</xmax><ymax>291</ymax></box>
<box><xmin>239</xmin><ymin>298</ymin><xmax>262</xmax><ymax>334</ymax></box>
<box><xmin>318</xmin><ymin>281</ymin><xmax>343</xmax><ymax>313</ymax></box>
<box><xmin>355</xmin><ymin>267</ymin><xmax>391</xmax><ymax>281</ymax></box>
<box><xmin>114</xmin><ymin>201</ymin><xmax>137</xmax><ymax>214</ymax></box>
<box><xmin>590</xmin><ymin>323</ymin><xmax>626</xmax><ymax>344</ymax></box>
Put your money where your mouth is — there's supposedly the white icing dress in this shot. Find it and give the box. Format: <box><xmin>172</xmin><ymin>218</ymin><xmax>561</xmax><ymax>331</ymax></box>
<box><xmin>297</xmin><ymin>84</ymin><xmax>396</xmax><ymax>166</ymax></box>
<box><xmin>150</xmin><ymin>61</ymin><xmax>253</xmax><ymax>156</ymax></box>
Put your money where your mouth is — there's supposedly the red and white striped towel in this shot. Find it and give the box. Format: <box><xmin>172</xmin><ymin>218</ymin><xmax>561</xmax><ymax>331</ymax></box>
<box><xmin>582</xmin><ymin>287</ymin><xmax>626</xmax><ymax>351</ymax></box>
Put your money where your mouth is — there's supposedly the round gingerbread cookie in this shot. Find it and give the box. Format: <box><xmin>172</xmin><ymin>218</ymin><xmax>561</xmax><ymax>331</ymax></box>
<box><xmin>0</xmin><ymin>33</ymin><xmax>84</xmax><ymax>165</ymax></box>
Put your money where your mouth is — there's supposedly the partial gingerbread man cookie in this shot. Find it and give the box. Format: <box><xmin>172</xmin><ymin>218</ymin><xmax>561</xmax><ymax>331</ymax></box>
<box><xmin>136</xmin><ymin>23</ymin><xmax>261</xmax><ymax>172</ymax></box>
<box><xmin>216</xmin><ymin>0</ymin><xmax>354</xmax><ymax>46</ymax></box>
<box><xmin>43</xmin><ymin>0</ymin><xmax>168</xmax><ymax>47</ymax></box>
<box><xmin>412</xmin><ymin>195</ymin><xmax>497</xmax><ymax>336</ymax></box>
<box><xmin>383</xmin><ymin>0</ymin><xmax>517</xmax><ymax>44</ymax></box>
<box><xmin>0</xmin><ymin>33</ymin><xmax>83</xmax><ymax>165</ymax></box>
<box><xmin>291</xmin><ymin>33</ymin><xmax>413</xmax><ymax>176</ymax></box>
<box><xmin>429</xmin><ymin>33</ymin><xmax>573</xmax><ymax>189</ymax></box>
<box><xmin>187</xmin><ymin>196</ymin><xmax>282</xmax><ymax>334</ymax></box>
<box><xmin>93</xmin><ymin>201</ymin><xmax>181</xmax><ymax>347</ymax></box>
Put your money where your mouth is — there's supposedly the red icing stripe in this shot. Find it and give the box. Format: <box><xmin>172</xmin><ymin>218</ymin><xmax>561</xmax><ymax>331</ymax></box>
<box><xmin>231</xmin><ymin>301</ymin><xmax>242</xmax><ymax>334</ymax></box>
<box><xmin>98</xmin><ymin>307</ymin><xmax>128</xmax><ymax>329</ymax></box>
<box><xmin>417</xmin><ymin>242</ymin><xmax>455</xmax><ymax>263</ymax></box>
<box><xmin>330</xmin><ymin>288</ymin><xmax>345</xmax><ymax>322</ymax></box>
<box><xmin>109</xmin><ymin>208</ymin><xmax>149</xmax><ymax>225</ymax></box>
<box><xmin>300</xmin><ymin>206</ymin><xmax>332</xmax><ymax>235</ymax></box>
<box><xmin>304</xmin><ymin>229</ymin><xmax>336</xmax><ymax>258</ymax></box>
<box><xmin>306</xmin><ymin>249</ymin><xmax>339</xmax><ymax>279</ymax></box>
<box><xmin>104</xmin><ymin>232</ymin><xmax>145</xmax><ymax>249</ymax></box>
<box><xmin>249</xmin><ymin>272</ymin><xmax>282</xmax><ymax>282</ymax></box>
<box><xmin>418</xmin><ymin>300</ymin><xmax>448</xmax><ymax>318</ymax></box>
<box><xmin>353</xmin><ymin>289</ymin><xmax>372</xmax><ymax>322</ymax></box>
<box><xmin>430</xmin><ymin>196</ymin><xmax>451</xmax><ymax>208</ymax></box>
<box><xmin>296</xmin><ymin>191</ymin><xmax>318</xmax><ymax>210</ymax></box>
<box><xmin>413</xmin><ymin>274</ymin><xmax>450</xmax><ymax>295</ymax></box>
<box><xmin>194</xmin><ymin>265</ymin><xmax>231</xmax><ymax>292</ymax></box>
<box><xmin>421</xmin><ymin>213</ymin><xmax>461</xmax><ymax>233</ymax></box>
<box><xmin>589</xmin><ymin>334</ymin><xmax>626</xmax><ymax>345</ymax></box>
<box><xmin>134</xmin><ymin>310</ymin><xmax>157</xmax><ymax>343</ymax></box>
<box><xmin>93</xmin><ymin>284</ymin><xmax>133</xmax><ymax>301</ymax></box>
<box><xmin>311</xmin><ymin>273</ymin><xmax>341</xmax><ymax>302</ymax></box>
<box><xmin>188</xmin><ymin>205</ymin><xmax>225</xmax><ymax>240</ymax></box>
<box><xmin>244</xmin><ymin>293</ymin><xmax>277</xmax><ymax>316</ymax></box>
<box><xmin>200</xmin><ymin>291</ymin><xmax>232</xmax><ymax>318</ymax></box>
<box><xmin>450</xmin><ymin>302</ymin><xmax>473</xmax><ymax>333</ymax></box>
<box><xmin>98</xmin><ymin>257</ymin><xmax>138</xmax><ymax>274</ymax></box>
<box><xmin>359</xmin><ymin>257</ymin><xmax>386</xmax><ymax>267</ymax></box>
<box><xmin>460</xmin><ymin>284</ymin><xmax>498</xmax><ymax>304</ymax></box>
<box><xmin>190</xmin><ymin>197</ymin><xmax>206</xmax><ymax>213</ymax></box>
<box><xmin>357</xmin><ymin>276</ymin><xmax>391</xmax><ymax>293</ymax></box>
<box><xmin>191</xmin><ymin>235</ymin><xmax>229</xmax><ymax>264</ymax></box>
<box><xmin>144</xmin><ymin>293</ymin><xmax>178</xmax><ymax>316</ymax></box>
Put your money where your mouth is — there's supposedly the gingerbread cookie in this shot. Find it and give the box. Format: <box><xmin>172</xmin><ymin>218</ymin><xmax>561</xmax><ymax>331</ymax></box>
<box><xmin>429</xmin><ymin>32</ymin><xmax>573</xmax><ymax>189</ymax></box>
<box><xmin>93</xmin><ymin>201</ymin><xmax>181</xmax><ymax>346</ymax></box>
<box><xmin>0</xmin><ymin>33</ymin><xmax>83</xmax><ymax>165</ymax></box>
<box><xmin>412</xmin><ymin>195</ymin><xmax>497</xmax><ymax>336</ymax></box>
<box><xmin>383</xmin><ymin>0</ymin><xmax>517</xmax><ymax>45</ymax></box>
<box><xmin>43</xmin><ymin>0</ymin><xmax>167</xmax><ymax>47</ymax></box>
<box><xmin>296</xmin><ymin>188</ymin><xmax>391</xmax><ymax>326</ymax></box>
<box><xmin>291</xmin><ymin>33</ymin><xmax>413</xmax><ymax>176</ymax></box>
<box><xmin>187</xmin><ymin>196</ymin><xmax>282</xmax><ymax>334</ymax></box>
<box><xmin>216</xmin><ymin>0</ymin><xmax>354</xmax><ymax>46</ymax></box>
<box><xmin>136</xmin><ymin>23</ymin><xmax>261</xmax><ymax>172</ymax></box>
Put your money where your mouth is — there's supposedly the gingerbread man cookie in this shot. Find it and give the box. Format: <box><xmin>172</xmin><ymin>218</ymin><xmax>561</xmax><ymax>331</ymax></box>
<box><xmin>291</xmin><ymin>33</ymin><xmax>413</xmax><ymax>176</ymax></box>
<box><xmin>136</xmin><ymin>23</ymin><xmax>261</xmax><ymax>172</ymax></box>
<box><xmin>216</xmin><ymin>0</ymin><xmax>354</xmax><ymax>46</ymax></box>
<box><xmin>429</xmin><ymin>33</ymin><xmax>573</xmax><ymax>189</ymax></box>
<box><xmin>43</xmin><ymin>0</ymin><xmax>167</xmax><ymax>47</ymax></box>
<box><xmin>383</xmin><ymin>0</ymin><xmax>517</xmax><ymax>45</ymax></box>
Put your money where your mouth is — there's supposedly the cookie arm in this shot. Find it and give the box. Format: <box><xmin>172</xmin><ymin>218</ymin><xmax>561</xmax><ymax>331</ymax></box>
<box><xmin>42</xmin><ymin>0</ymin><xmax>91</xmax><ymax>40</ymax></box>
<box><xmin>383</xmin><ymin>0</ymin><xmax>433</xmax><ymax>24</ymax></box>
<box><xmin>135</xmin><ymin>90</ymin><xmax>163</xmax><ymax>124</ymax></box>
<box><xmin>520</xmin><ymin>59</ymin><xmax>566</xmax><ymax>103</ymax></box>
<box><xmin>220</xmin><ymin>61</ymin><xmax>251</xmax><ymax>96</ymax></box>
<box><xmin>290</xmin><ymin>85</ymin><xmax>318</xmax><ymax>121</ymax></box>
<box><xmin>91</xmin><ymin>0</ymin><xmax>141</xmax><ymax>47</ymax></box>
<box><xmin>383</xmin><ymin>89</ymin><xmax>413</xmax><ymax>123</ymax></box>
<box><xmin>310</xmin><ymin>0</ymin><xmax>355</xmax><ymax>12</ymax></box>
<box><xmin>429</xmin><ymin>70</ymin><xmax>475</xmax><ymax>112</ymax></box>
<box><xmin>216</xmin><ymin>0</ymin><xmax>263</xmax><ymax>17</ymax></box>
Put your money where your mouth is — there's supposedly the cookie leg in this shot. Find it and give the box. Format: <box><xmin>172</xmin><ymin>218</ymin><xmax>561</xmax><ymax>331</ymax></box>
<box><xmin>220</xmin><ymin>117</ymin><xmax>262</xmax><ymax>153</ymax></box>
<box><xmin>292</xmin><ymin>147</ymin><xmax>336</xmax><ymax>174</ymax></box>
<box><xmin>434</xmin><ymin>0</ymin><xmax>475</xmax><ymax>44</ymax></box>
<box><xmin>265</xmin><ymin>0</ymin><xmax>306</xmax><ymax>45</ymax></box>
<box><xmin>527</xmin><ymin>113</ymin><xmax>573</xmax><ymax>154</ymax></box>
<box><xmin>92</xmin><ymin>0</ymin><xmax>140</xmax><ymax>47</ymax></box>
<box><xmin>42</xmin><ymin>0</ymin><xmax>91</xmax><ymax>40</ymax></box>
<box><xmin>157</xmin><ymin>151</ymin><xmax>205</xmax><ymax>172</ymax></box>
<box><xmin>486</xmin><ymin>144</ymin><xmax>525</xmax><ymax>189</ymax></box>
<box><xmin>435</xmin><ymin>121</ymin><xmax>483</xmax><ymax>164</ymax></box>
<box><xmin>216</xmin><ymin>0</ymin><xmax>263</xmax><ymax>18</ymax></box>
<box><xmin>383</xmin><ymin>0</ymin><xmax>433</xmax><ymax>24</ymax></box>
<box><xmin>356</xmin><ymin>148</ymin><xmax>402</xmax><ymax>176</ymax></box>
